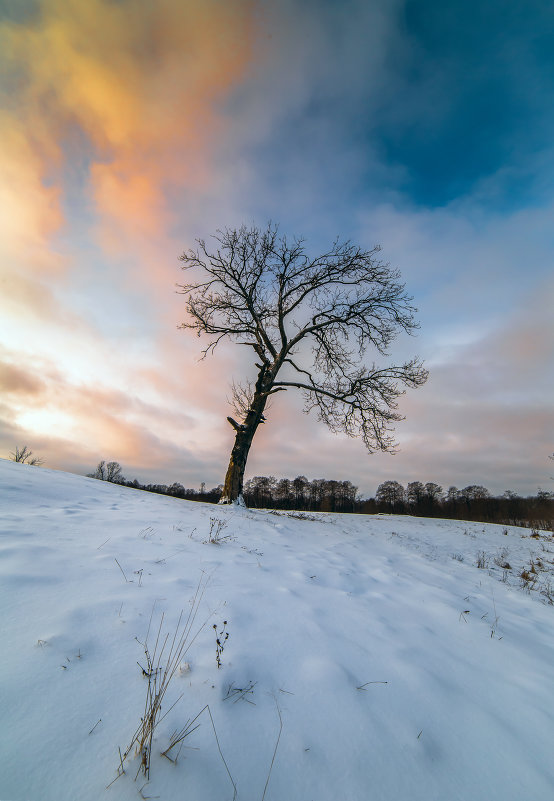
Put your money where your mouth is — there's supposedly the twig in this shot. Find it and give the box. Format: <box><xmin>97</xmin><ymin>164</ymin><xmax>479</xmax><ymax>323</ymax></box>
<box><xmin>261</xmin><ymin>700</ymin><xmax>283</xmax><ymax>801</ymax></box>
<box><xmin>206</xmin><ymin>705</ymin><xmax>237</xmax><ymax>801</ymax></box>
<box><xmin>106</xmin><ymin>773</ymin><xmax>123</xmax><ymax>790</ymax></box>
<box><xmin>154</xmin><ymin>547</ymin><xmax>188</xmax><ymax>564</ymax></box>
<box><xmin>223</xmin><ymin>681</ymin><xmax>257</xmax><ymax>704</ymax></box>
<box><xmin>139</xmin><ymin>782</ymin><xmax>160</xmax><ymax>799</ymax></box>
<box><xmin>106</xmin><ymin>747</ymin><xmax>126</xmax><ymax>788</ymax></box>
<box><xmin>88</xmin><ymin>718</ymin><xmax>102</xmax><ymax>735</ymax></box>
<box><xmin>161</xmin><ymin>707</ymin><xmax>205</xmax><ymax>763</ymax></box>
<box><xmin>97</xmin><ymin>537</ymin><xmax>111</xmax><ymax>549</ymax></box>
<box><xmin>356</xmin><ymin>681</ymin><xmax>388</xmax><ymax>690</ymax></box>
<box><xmin>160</xmin><ymin>703</ymin><xmax>235</xmax><ymax>799</ymax></box>
<box><xmin>115</xmin><ymin>558</ymin><xmax>130</xmax><ymax>583</ymax></box>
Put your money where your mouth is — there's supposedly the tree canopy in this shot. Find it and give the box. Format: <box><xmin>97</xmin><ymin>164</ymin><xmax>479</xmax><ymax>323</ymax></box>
<box><xmin>179</xmin><ymin>223</ymin><xmax>428</xmax><ymax>503</ymax></box>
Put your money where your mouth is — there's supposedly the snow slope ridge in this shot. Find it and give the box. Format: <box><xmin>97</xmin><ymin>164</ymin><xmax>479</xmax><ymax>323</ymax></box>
<box><xmin>1</xmin><ymin>459</ymin><xmax>553</xmax><ymax>801</ymax></box>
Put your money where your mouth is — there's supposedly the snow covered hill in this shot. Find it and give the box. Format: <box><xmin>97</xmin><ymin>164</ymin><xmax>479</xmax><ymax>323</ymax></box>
<box><xmin>1</xmin><ymin>459</ymin><xmax>553</xmax><ymax>801</ymax></box>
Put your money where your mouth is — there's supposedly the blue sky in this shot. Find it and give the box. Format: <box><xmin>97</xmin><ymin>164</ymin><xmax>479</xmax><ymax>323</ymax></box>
<box><xmin>383</xmin><ymin>0</ymin><xmax>554</xmax><ymax>205</ymax></box>
<box><xmin>0</xmin><ymin>0</ymin><xmax>552</xmax><ymax>495</ymax></box>
<box><xmin>233</xmin><ymin>0</ymin><xmax>554</xmax><ymax>215</ymax></box>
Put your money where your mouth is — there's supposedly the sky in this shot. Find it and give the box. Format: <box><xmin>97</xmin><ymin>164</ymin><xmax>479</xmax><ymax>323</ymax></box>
<box><xmin>0</xmin><ymin>0</ymin><xmax>553</xmax><ymax>497</ymax></box>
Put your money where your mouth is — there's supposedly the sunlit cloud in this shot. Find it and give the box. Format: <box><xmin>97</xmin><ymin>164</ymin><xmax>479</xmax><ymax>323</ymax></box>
<box><xmin>0</xmin><ymin>349</ymin><xmax>200</xmax><ymax>471</ymax></box>
<box><xmin>0</xmin><ymin>0</ymin><xmax>258</xmax><ymax>481</ymax></box>
<box><xmin>1</xmin><ymin>0</ymin><xmax>256</xmax><ymax>259</ymax></box>
<box><xmin>0</xmin><ymin>360</ymin><xmax>46</xmax><ymax>397</ymax></box>
<box><xmin>0</xmin><ymin>117</ymin><xmax>65</xmax><ymax>303</ymax></box>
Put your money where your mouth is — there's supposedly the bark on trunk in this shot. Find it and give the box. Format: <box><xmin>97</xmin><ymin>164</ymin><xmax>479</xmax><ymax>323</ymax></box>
<box><xmin>219</xmin><ymin>428</ymin><xmax>255</xmax><ymax>504</ymax></box>
<box><xmin>219</xmin><ymin>365</ymin><xmax>274</xmax><ymax>504</ymax></box>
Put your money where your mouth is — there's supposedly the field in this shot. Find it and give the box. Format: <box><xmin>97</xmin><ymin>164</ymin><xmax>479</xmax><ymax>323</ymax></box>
<box><xmin>1</xmin><ymin>459</ymin><xmax>553</xmax><ymax>801</ymax></box>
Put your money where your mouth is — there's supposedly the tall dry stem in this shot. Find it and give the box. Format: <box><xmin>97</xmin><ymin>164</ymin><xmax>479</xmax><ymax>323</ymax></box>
<box><xmin>123</xmin><ymin>573</ymin><xmax>210</xmax><ymax>780</ymax></box>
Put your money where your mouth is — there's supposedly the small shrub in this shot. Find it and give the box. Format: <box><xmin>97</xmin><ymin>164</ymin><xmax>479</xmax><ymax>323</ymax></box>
<box><xmin>10</xmin><ymin>445</ymin><xmax>44</xmax><ymax>465</ymax></box>
<box><xmin>519</xmin><ymin>567</ymin><xmax>538</xmax><ymax>592</ymax></box>
<box><xmin>214</xmin><ymin>621</ymin><xmax>229</xmax><ymax>668</ymax></box>
<box><xmin>205</xmin><ymin>518</ymin><xmax>232</xmax><ymax>545</ymax></box>
<box><xmin>520</xmin><ymin>568</ymin><xmax>533</xmax><ymax>581</ymax></box>
<box><xmin>476</xmin><ymin>551</ymin><xmax>489</xmax><ymax>569</ymax></box>
<box><xmin>540</xmin><ymin>579</ymin><xmax>554</xmax><ymax>605</ymax></box>
<box><xmin>493</xmin><ymin>548</ymin><xmax>511</xmax><ymax>570</ymax></box>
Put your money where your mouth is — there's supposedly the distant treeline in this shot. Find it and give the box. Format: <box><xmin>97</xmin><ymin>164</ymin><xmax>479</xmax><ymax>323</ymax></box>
<box><xmin>369</xmin><ymin>480</ymin><xmax>553</xmax><ymax>531</ymax></box>
<box><xmin>88</xmin><ymin>462</ymin><xmax>553</xmax><ymax>530</ymax></box>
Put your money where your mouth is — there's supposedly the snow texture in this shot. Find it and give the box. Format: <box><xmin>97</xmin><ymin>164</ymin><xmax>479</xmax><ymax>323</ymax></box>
<box><xmin>1</xmin><ymin>459</ymin><xmax>553</xmax><ymax>800</ymax></box>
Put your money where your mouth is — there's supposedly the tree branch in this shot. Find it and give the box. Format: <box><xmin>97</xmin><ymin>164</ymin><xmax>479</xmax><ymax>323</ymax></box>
<box><xmin>178</xmin><ymin>222</ymin><xmax>428</xmax><ymax>468</ymax></box>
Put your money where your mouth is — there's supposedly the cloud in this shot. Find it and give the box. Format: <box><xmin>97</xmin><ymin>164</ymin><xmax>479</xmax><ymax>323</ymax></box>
<box><xmin>1</xmin><ymin>0</ymin><xmax>256</xmax><ymax>263</ymax></box>
<box><xmin>0</xmin><ymin>360</ymin><xmax>46</xmax><ymax>396</ymax></box>
<box><xmin>0</xmin><ymin>0</ymin><xmax>261</xmax><ymax>480</ymax></box>
<box><xmin>375</xmin><ymin>277</ymin><xmax>554</xmax><ymax>493</ymax></box>
<box><xmin>0</xmin><ymin>339</ymin><xmax>241</xmax><ymax>485</ymax></box>
<box><xmin>0</xmin><ymin>113</ymin><xmax>65</xmax><ymax>284</ymax></box>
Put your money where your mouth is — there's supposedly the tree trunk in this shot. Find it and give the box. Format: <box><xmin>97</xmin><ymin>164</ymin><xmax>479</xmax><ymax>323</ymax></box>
<box><xmin>219</xmin><ymin>427</ymin><xmax>256</xmax><ymax>504</ymax></box>
<box><xmin>219</xmin><ymin>365</ymin><xmax>274</xmax><ymax>504</ymax></box>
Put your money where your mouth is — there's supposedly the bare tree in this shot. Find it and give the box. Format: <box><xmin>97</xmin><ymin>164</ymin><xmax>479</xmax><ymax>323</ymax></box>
<box><xmin>87</xmin><ymin>460</ymin><xmax>125</xmax><ymax>483</ymax></box>
<box><xmin>424</xmin><ymin>482</ymin><xmax>443</xmax><ymax>503</ymax></box>
<box><xmin>87</xmin><ymin>460</ymin><xmax>107</xmax><ymax>480</ymax></box>
<box><xmin>10</xmin><ymin>445</ymin><xmax>44</xmax><ymax>466</ymax></box>
<box><xmin>178</xmin><ymin>223</ymin><xmax>428</xmax><ymax>504</ymax></box>
<box><xmin>407</xmin><ymin>480</ymin><xmax>426</xmax><ymax>506</ymax></box>
<box><xmin>376</xmin><ymin>480</ymin><xmax>406</xmax><ymax>507</ymax></box>
<box><xmin>105</xmin><ymin>461</ymin><xmax>124</xmax><ymax>483</ymax></box>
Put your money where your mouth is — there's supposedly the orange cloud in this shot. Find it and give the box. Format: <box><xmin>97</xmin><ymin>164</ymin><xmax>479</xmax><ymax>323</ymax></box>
<box><xmin>1</xmin><ymin>0</ymin><xmax>257</xmax><ymax>264</ymax></box>
<box><xmin>0</xmin><ymin>114</ymin><xmax>64</xmax><ymax>275</ymax></box>
<box><xmin>0</xmin><ymin>344</ymin><xmax>227</xmax><ymax>479</ymax></box>
<box><xmin>0</xmin><ymin>360</ymin><xmax>46</xmax><ymax>397</ymax></box>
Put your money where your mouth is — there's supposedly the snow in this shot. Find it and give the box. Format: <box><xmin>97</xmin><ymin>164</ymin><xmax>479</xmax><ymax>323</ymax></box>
<box><xmin>1</xmin><ymin>458</ymin><xmax>553</xmax><ymax>801</ymax></box>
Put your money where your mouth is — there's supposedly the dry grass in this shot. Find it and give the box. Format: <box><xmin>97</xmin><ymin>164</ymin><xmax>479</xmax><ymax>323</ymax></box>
<box><xmin>205</xmin><ymin>517</ymin><xmax>232</xmax><ymax>545</ymax></box>
<box><xmin>476</xmin><ymin>550</ymin><xmax>489</xmax><ymax>569</ymax></box>
<box><xmin>120</xmin><ymin>574</ymin><xmax>210</xmax><ymax>781</ymax></box>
